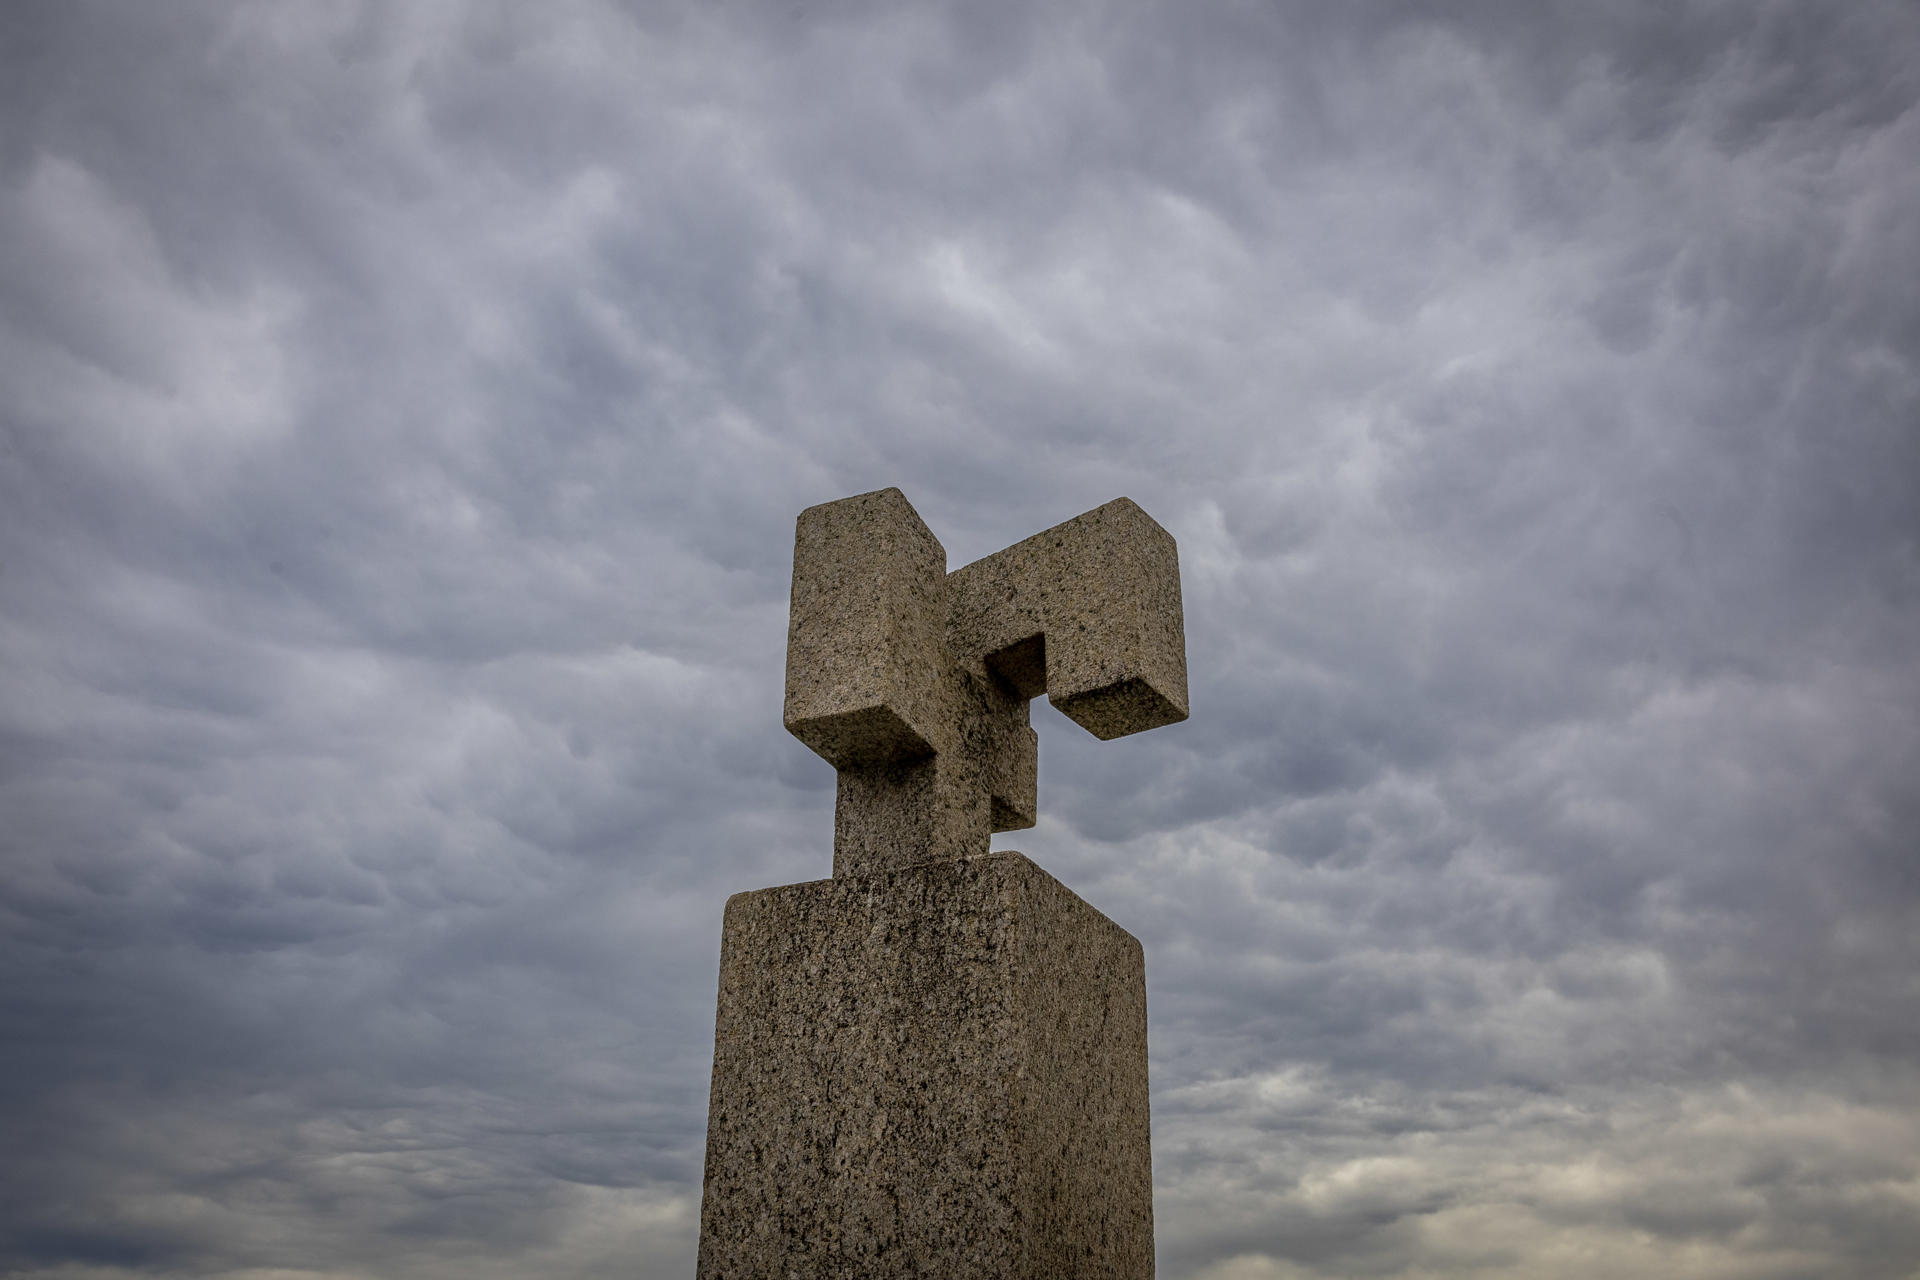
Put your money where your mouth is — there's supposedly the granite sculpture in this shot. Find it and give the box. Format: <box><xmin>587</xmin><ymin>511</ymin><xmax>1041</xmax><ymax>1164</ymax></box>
<box><xmin>695</xmin><ymin>487</ymin><xmax>1189</xmax><ymax>1279</ymax></box>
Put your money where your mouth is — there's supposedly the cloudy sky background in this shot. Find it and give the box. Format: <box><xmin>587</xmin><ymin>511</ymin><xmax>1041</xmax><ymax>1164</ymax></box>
<box><xmin>3</xmin><ymin>2</ymin><xmax>1917</xmax><ymax>1276</ymax></box>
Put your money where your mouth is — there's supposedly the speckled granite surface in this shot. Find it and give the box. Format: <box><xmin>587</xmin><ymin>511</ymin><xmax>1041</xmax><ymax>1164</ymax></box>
<box><xmin>782</xmin><ymin>488</ymin><xmax>1188</xmax><ymax>878</ymax></box>
<box><xmin>694</xmin><ymin>852</ymin><xmax>1154</xmax><ymax>1279</ymax></box>
<box><xmin>694</xmin><ymin>489</ymin><xmax>1183</xmax><ymax>1275</ymax></box>
<box><xmin>947</xmin><ymin>494</ymin><xmax>1188</xmax><ymax>742</ymax></box>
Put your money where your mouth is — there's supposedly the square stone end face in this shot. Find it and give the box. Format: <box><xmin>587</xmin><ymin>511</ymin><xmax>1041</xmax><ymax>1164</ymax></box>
<box><xmin>786</xmin><ymin>701</ymin><xmax>935</xmax><ymax>770</ymax></box>
<box><xmin>696</xmin><ymin>853</ymin><xmax>1154</xmax><ymax>1280</ymax></box>
<box><xmin>1053</xmin><ymin>674</ymin><xmax>1188</xmax><ymax>740</ymax></box>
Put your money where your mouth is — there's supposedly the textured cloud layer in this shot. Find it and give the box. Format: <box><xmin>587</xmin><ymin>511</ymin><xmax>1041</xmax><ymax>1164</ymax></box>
<box><xmin>3</xmin><ymin>2</ymin><xmax>1916</xmax><ymax>1277</ymax></box>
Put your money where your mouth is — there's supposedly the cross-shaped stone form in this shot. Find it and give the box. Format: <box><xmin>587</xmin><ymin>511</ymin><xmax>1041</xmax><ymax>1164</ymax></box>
<box><xmin>783</xmin><ymin>487</ymin><xmax>1189</xmax><ymax>877</ymax></box>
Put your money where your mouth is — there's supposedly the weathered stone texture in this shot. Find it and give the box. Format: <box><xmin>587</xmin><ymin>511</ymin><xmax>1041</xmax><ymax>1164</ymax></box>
<box><xmin>948</xmin><ymin>496</ymin><xmax>1189</xmax><ymax>741</ymax></box>
<box><xmin>695</xmin><ymin>852</ymin><xmax>1154</xmax><ymax>1279</ymax></box>
<box><xmin>784</xmin><ymin>488</ymin><xmax>1188</xmax><ymax>877</ymax></box>
<box><xmin>696</xmin><ymin>488</ymin><xmax>1186</xmax><ymax>1275</ymax></box>
<box><xmin>784</xmin><ymin>487</ymin><xmax>950</xmax><ymax>769</ymax></box>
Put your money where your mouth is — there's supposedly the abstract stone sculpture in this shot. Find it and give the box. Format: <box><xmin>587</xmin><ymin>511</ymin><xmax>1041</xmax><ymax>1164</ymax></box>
<box><xmin>695</xmin><ymin>488</ymin><xmax>1188</xmax><ymax>1279</ymax></box>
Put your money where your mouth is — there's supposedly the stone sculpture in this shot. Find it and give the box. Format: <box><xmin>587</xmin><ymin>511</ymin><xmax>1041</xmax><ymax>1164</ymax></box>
<box><xmin>695</xmin><ymin>487</ymin><xmax>1189</xmax><ymax>1279</ymax></box>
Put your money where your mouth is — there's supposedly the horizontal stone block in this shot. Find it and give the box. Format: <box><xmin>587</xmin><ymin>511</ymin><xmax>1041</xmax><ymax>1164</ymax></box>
<box><xmin>948</xmin><ymin>497</ymin><xmax>1189</xmax><ymax>740</ymax></box>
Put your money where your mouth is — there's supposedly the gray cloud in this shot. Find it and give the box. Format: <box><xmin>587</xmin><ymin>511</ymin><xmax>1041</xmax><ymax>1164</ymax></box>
<box><xmin>2</xmin><ymin>1</ymin><xmax>1916</xmax><ymax>1276</ymax></box>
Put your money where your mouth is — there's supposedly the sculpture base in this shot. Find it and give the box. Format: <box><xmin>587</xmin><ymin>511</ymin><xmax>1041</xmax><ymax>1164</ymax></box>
<box><xmin>695</xmin><ymin>852</ymin><xmax>1154</xmax><ymax>1279</ymax></box>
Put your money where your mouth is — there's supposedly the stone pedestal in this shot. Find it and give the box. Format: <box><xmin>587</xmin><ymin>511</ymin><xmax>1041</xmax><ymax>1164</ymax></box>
<box><xmin>694</xmin><ymin>852</ymin><xmax>1154</xmax><ymax>1278</ymax></box>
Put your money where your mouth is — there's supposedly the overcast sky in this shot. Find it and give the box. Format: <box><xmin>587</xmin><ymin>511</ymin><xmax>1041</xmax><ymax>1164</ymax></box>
<box><xmin>3</xmin><ymin>3</ymin><xmax>1917</xmax><ymax>1277</ymax></box>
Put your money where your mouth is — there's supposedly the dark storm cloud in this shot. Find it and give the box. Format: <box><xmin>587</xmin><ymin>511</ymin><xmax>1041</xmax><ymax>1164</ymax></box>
<box><xmin>2</xmin><ymin>1</ymin><xmax>1916</xmax><ymax>1277</ymax></box>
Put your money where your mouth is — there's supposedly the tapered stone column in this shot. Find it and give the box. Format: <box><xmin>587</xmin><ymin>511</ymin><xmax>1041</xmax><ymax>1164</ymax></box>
<box><xmin>694</xmin><ymin>489</ymin><xmax>1187</xmax><ymax>1278</ymax></box>
<box><xmin>696</xmin><ymin>853</ymin><xmax>1152</xmax><ymax>1278</ymax></box>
